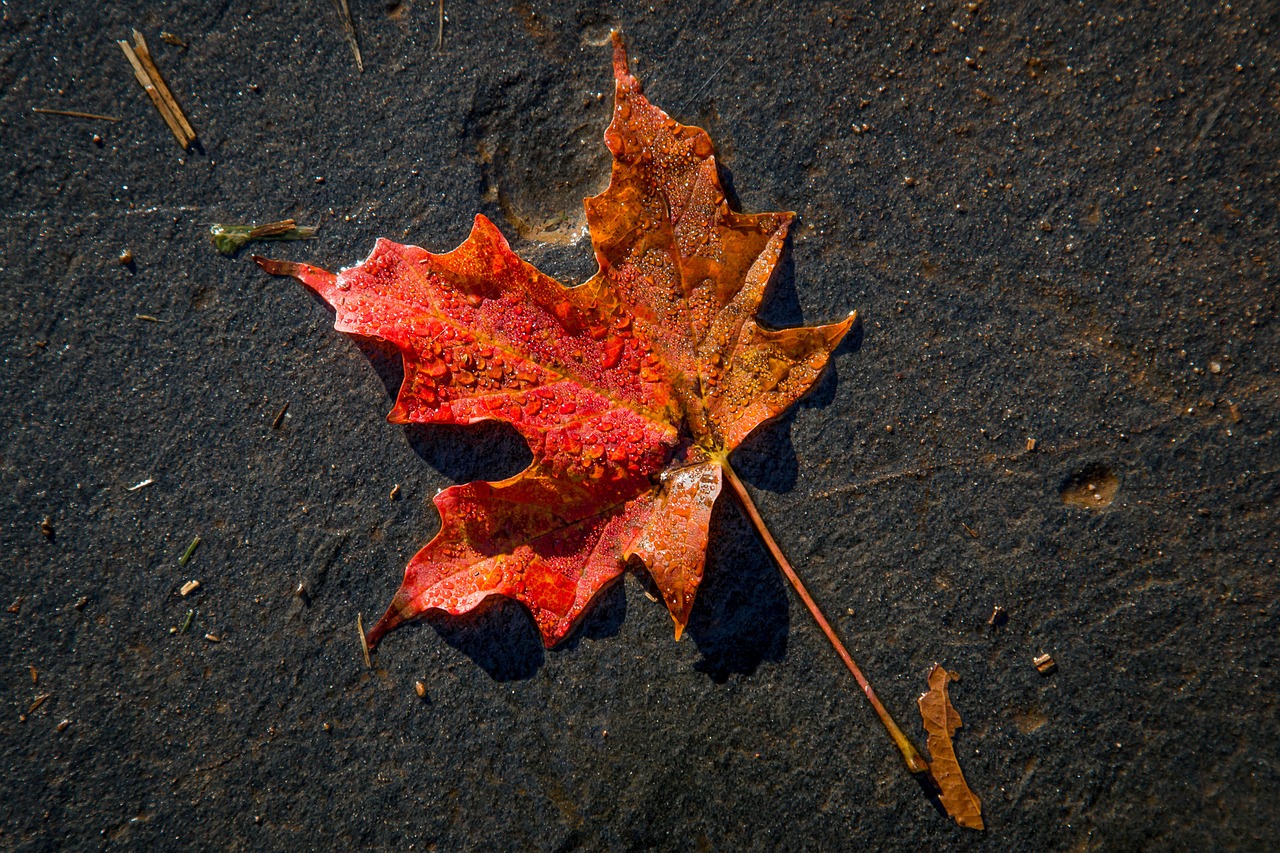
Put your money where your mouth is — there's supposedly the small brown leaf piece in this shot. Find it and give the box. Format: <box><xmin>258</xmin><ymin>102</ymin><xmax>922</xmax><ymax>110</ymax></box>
<box><xmin>917</xmin><ymin>664</ymin><xmax>984</xmax><ymax>830</ymax></box>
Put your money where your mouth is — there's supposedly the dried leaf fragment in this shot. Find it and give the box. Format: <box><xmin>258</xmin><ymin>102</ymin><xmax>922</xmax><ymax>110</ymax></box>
<box><xmin>211</xmin><ymin>220</ymin><xmax>317</xmax><ymax>255</ymax></box>
<box><xmin>917</xmin><ymin>665</ymin><xmax>984</xmax><ymax>830</ymax></box>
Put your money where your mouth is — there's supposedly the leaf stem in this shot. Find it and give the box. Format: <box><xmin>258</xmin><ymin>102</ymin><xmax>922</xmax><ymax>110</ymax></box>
<box><xmin>720</xmin><ymin>459</ymin><xmax>931</xmax><ymax>776</ymax></box>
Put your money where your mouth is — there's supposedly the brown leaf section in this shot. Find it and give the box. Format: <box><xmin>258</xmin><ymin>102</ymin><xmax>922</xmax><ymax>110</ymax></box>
<box><xmin>917</xmin><ymin>664</ymin><xmax>984</xmax><ymax>830</ymax></box>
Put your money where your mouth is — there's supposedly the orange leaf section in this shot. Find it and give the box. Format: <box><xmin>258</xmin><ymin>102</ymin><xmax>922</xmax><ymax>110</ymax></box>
<box><xmin>917</xmin><ymin>665</ymin><xmax>985</xmax><ymax>830</ymax></box>
<box><xmin>256</xmin><ymin>33</ymin><xmax>853</xmax><ymax>648</ymax></box>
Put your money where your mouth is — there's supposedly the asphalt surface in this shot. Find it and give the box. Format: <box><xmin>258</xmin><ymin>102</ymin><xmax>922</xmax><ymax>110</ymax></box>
<box><xmin>2</xmin><ymin>2</ymin><xmax>1277</xmax><ymax>850</ymax></box>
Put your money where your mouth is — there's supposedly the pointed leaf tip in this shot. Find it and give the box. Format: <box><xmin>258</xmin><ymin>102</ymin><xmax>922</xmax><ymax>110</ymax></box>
<box><xmin>366</xmin><ymin>593</ymin><xmax>411</xmax><ymax>650</ymax></box>
<box><xmin>252</xmin><ymin>255</ymin><xmax>295</xmax><ymax>276</ymax></box>
<box><xmin>253</xmin><ymin>255</ymin><xmax>338</xmax><ymax>298</ymax></box>
<box><xmin>611</xmin><ymin>31</ymin><xmax>638</xmax><ymax>92</ymax></box>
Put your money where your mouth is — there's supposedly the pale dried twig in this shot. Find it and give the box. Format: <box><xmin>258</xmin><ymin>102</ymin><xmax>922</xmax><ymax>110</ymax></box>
<box><xmin>32</xmin><ymin>107</ymin><xmax>120</xmax><ymax>122</ymax></box>
<box><xmin>118</xmin><ymin>29</ymin><xmax>196</xmax><ymax>148</ymax></box>
<box><xmin>357</xmin><ymin>614</ymin><xmax>372</xmax><ymax>668</ymax></box>
<box><xmin>332</xmin><ymin>0</ymin><xmax>363</xmax><ymax>72</ymax></box>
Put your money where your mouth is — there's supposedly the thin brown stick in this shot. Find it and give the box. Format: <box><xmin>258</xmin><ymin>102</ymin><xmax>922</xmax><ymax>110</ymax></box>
<box><xmin>333</xmin><ymin>0</ymin><xmax>364</xmax><ymax>72</ymax></box>
<box><xmin>130</xmin><ymin>30</ymin><xmax>196</xmax><ymax>143</ymax></box>
<box><xmin>32</xmin><ymin>107</ymin><xmax>120</xmax><ymax>122</ymax></box>
<box><xmin>437</xmin><ymin>0</ymin><xmax>445</xmax><ymax>52</ymax></box>
<box><xmin>720</xmin><ymin>459</ymin><xmax>931</xmax><ymax>776</ymax></box>
<box><xmin>357</xmin><ymin>613</ymin><xmax>371</xmax><ymax>668</ymax></box>
<box><xmin>118</xmin><ymin>31</ymin><xmax>195</xmax><ymax>148</ymax></box>
<box><xmin>119</xmin><ymin>39</ymin><xmax>184</xmax><ymax>144</ymax></box>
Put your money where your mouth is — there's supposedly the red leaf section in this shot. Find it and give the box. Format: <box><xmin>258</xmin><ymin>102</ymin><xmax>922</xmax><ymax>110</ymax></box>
<box><xmin>256</xmin><ymin>33</ymin><xmax>854</xmax><ymax>648</ymax></box>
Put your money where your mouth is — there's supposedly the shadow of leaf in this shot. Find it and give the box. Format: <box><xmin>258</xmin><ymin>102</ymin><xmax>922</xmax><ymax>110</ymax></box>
<box><xmin>348</xmin><ymin>333</ymin><xmax>405</xmax><ymax>405</ymax></box>
<box><xmin>404</xmin><ymin>422</ymin><xmax>532</xmax><ymax>484</ymax></box>
<box><xmin>345</xmin><ymin>334</ymin><xmax>534</xmax><ymax>483</ymax></box>
<box><xmin>419</xmin><ymin>576</ymin><xmax>627</xmax><ymax>682</ymax></box>
<box><xmin>424</xmin><ymin>597</ymin><xmax>546</xmax><ymax>681</ymax></box>
<box><xmin>685</xmin><ymin>493</ymin><xmax>790</xmax><ymax>682</ymax></box>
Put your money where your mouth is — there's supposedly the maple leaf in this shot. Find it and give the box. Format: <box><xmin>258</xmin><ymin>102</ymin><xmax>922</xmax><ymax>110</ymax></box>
<box><xmin>256</xmin><ymin>34</ymin><xmax>853</xmax><ymax>649</ymax></box>
<box><xmin>256</xmin><ymin>31</ymin><xmax>977</xmax><ymax>818</ymax></box>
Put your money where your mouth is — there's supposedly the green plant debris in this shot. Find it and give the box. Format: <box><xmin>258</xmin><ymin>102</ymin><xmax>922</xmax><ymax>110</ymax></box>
<box><xmin>211</xmin><ymin>220</ymin><xmax>317</xmax><ymax>255</ymax></box>
<box><xmin>178</xmin><ymin>535</ymin><xmax>201</xmax><ymax>566</ymax></box>
<box><xmin>180</xmin><ymin>609</ymin><xmax>194</xmax><ymax>634</ymax></box>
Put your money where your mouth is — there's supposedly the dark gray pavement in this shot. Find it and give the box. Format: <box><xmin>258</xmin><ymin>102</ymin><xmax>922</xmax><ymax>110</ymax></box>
<box><xmin>2</xmin><ymin>2</ymin><xmax>1276</xmax><ymax>849</ymax></box>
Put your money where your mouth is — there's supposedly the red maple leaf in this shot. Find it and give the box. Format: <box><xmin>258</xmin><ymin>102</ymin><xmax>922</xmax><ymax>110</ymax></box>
<box><xmin>257</xmin><ymin>30</ymin><xmax>955</xmax><ymax>806</ymax></box>
<box><xmin>258</xmin><ymin>34</ymin><xmax>853</xmax><ymax>649</ymax></box>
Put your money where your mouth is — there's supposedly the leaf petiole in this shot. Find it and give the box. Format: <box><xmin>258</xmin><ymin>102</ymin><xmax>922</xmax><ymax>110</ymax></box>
<box><xmin>719</xmin><ymin>459</ymin><xmax>932</xmax><ymax>777</ymax></box>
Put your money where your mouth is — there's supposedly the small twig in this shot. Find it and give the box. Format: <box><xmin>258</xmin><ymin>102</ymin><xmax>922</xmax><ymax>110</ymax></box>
<box><xmin>332</xmin><ymin>0</ymin><xmax>364</xmax><ymax>72</ymax></box>
<box><xmin>32</xmin><ymin>107</ymin><xmax>120</xmax><ymax>122</ymax></box>
<box><xmin>178</xmin><ymin>535</ymin><xmax>201</xmax><ymax>566</ymax></box>
<box><xmin>357</xmin><ymin>613</ymin><xmax>372</xmax><ymax>668</ymax></box>
<box><xmin>135</xmin><ymin>314</ymin><xmax>163</xmax><ymax>322</ymax></box>
<box><xmin>118</xmin><ymin>29</ymin><xmax>196</xmax><ymax>148</ymax></box>
<box><xmin>437</xmin><ymin>0</ymin><xmax>445</xmax><ymax>52</ymax></box>
<box><xmin>126</xmin><ymin>477</ymin><xmax>154</xmax><ymax>491</ymax></box>
<box><xmin>131</xmin><ymin>31</ymin><xmax>195</xmax><ymax>142</ymax></box>
<box><xmin>119</xmin><ymin>36</ymin><xmax>183</xmax><ymax>143</ymax></box>
<box><xmin>271</xmin><ymin>401</ymin><xmax>290</xmax><ymax>429</ymax></box>
<box><xmin>179</xmin><ymin>609</ymin><xmax>194</xmax><ymax>633</ymax></box>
